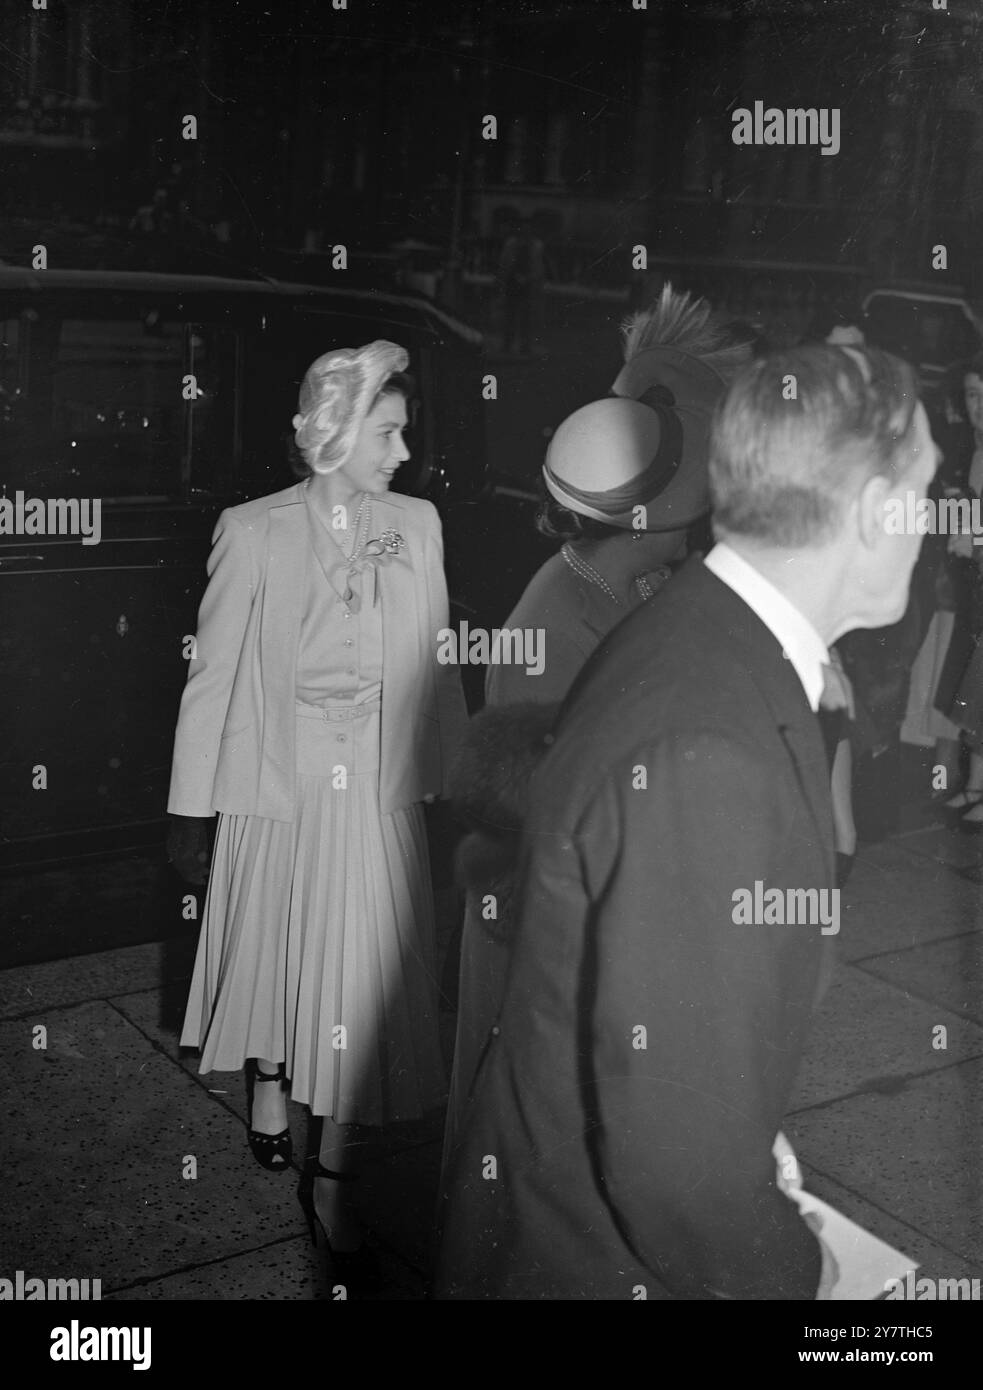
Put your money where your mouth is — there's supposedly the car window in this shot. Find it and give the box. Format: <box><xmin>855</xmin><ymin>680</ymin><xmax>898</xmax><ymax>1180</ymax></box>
<box><xmin>187</xmin><ymin>324</ymin><xmax>239</xmax><ymax>499</ymax></box>
<box><xmin>864</xmin><ymin>297</ymin><xmax>981</xmax><ymax>370</ymax></box>
<box><xmin>53</xmin><ymin>316</ymin><xmax>185</xmax><ymax>499</ymax></box>
<box><xmin>0</xmin><ymin>308</ymin><xmax>238</xmax><ymax>504</ymax></box>
<box><xmin>0</xmin><ymin>314</ymin><xmax>24</xmax><ymax>414</ymax></box>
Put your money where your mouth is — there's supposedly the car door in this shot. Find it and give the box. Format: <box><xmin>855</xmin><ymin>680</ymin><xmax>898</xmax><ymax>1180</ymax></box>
<box><xmin>0</xmin><ymin>285</ymin><xmax>241</xmax><ymax>863</ymax></box>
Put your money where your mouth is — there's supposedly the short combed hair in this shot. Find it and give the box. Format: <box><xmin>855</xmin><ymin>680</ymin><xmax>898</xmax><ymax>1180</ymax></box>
<box><xmin>709</xmin><ymin>343</ymin><xmax>920</xmax><ymax>546</ymax></box>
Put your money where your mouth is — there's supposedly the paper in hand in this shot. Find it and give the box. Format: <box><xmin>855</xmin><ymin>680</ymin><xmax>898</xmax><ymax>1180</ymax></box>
<box><xmin>772</xmin><ymin>1131</ymin><xmax>918</xmax><ymax>1300</ymax></box>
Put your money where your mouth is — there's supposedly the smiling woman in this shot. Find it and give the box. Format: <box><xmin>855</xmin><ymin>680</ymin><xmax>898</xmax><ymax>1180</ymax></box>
<box><xmin>166</xmin><ymin>338</ymin><xmax>467</xmax><ymax>1283</ymax></box>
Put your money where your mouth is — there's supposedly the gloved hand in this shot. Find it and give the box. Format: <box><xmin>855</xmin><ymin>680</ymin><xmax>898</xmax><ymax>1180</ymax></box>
<box><xmin>167</xmin><ymin>815</ymin><xmax>214</xmax><ymax>886</ymax></box>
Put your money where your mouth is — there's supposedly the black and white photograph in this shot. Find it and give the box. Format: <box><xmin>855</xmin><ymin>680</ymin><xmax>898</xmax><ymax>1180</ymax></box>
<box><xmin>1</xmin><ymin>0</ymin><xmax>981</xmax><ymax>1350</ymax></box>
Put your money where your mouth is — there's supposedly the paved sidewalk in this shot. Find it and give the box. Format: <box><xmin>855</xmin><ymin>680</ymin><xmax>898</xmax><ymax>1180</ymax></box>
<box><xmin>3</xmin><ymin>828</ymin><xmax>981</xmax><ymax>1300</ymax></box>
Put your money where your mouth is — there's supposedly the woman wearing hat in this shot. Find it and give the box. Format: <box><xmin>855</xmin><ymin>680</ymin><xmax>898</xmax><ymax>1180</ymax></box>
<box><xmin>440</xmin><ymin>287</ymin><xmax>750</xmax><ymax>1177</ymax></box>
<box><xmin>167</xmin><ymin>341</ymin><xmax>466</xmax><ymax>1266</ymax></box>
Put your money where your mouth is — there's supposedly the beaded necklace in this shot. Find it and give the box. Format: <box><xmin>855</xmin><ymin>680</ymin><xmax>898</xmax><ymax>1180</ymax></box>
<box><xmin>561</xmin><ymin>542</ymin><xmax>621</xmax><ymax>604</ymax></box>
<box><xmin>343</xmin><ymin>493</ymin><xmax>371</xmax><ymax>561</ymax></box>
<box><xmin>561</xmin><ymin>542</ymin><xmax>669</xmax><ymax>606</ymax></box>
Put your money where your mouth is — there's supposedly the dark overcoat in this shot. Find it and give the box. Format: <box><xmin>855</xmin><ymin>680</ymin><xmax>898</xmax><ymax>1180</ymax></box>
<box><xmin>434</xmin><ymin>557</ymin><xmax>837</xmax><ymax>1300</ymax></box>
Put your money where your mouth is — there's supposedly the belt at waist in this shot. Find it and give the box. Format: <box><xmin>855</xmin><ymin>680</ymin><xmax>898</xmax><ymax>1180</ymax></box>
<box><xmin>295</xmin><ymin>700</ymin><xmax>381</xmax><ymax>722</ymax></box>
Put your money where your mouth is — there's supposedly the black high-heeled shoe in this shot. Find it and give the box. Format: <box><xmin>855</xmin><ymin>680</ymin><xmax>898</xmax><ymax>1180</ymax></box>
<box><xmin>246</xmin><ymin>1061</ymin><xmax>292</xmax><ymax>1172</ymax></box>
<box><xmin>299</xmin><ymin>1160</ymin><xmax>382</xmax><ymax>1291</ymax></box>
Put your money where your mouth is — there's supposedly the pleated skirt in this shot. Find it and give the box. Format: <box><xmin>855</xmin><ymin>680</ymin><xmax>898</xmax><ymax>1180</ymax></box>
<box><xmin>180</xmin><ymin>704</ymin><xmax>446</xmax><ymax>1124</ymax></box>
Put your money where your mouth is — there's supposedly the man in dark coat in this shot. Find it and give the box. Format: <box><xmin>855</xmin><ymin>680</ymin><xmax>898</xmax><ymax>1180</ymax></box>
<box><xmin>434</xmin><ymin>343</ymin><xmax>938</xmax><ymax>1300</ymax></box>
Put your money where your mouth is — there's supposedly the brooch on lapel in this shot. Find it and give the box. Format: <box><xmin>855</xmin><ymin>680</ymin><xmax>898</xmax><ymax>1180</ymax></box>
<box><xmin>378</xmin><ymin>528</ymin><xmax>404</xmax><ymax>554</ymax></box>
<box><xmin>360</xmin><ymin>530</ymin><xmax>404</xmax><ymax>561</ymax></box>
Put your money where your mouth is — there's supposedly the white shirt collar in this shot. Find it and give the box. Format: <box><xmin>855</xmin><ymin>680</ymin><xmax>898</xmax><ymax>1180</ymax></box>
<box><xmin>703</xmin><ymin>542</ymin><xmax>829</xmax><ymax>712</ymax></box>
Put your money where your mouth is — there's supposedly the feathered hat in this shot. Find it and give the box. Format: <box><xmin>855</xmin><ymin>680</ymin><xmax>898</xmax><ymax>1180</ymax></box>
<box><xmin>293</xmin><ymin>340</ymin><xmax>409</xmax><ymax>474</ymax></box>
<box><xmin>543</xmin><ymin>285</ymin><xmax>747</xmax><ymax>531</ymax></box>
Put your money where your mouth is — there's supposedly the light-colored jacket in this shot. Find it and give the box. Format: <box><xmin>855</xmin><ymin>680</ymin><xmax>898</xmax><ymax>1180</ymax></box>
<box><xmin>167</xmin><ymin>484</ymin><xmax>467</xmax><ymax>821</ymax></box>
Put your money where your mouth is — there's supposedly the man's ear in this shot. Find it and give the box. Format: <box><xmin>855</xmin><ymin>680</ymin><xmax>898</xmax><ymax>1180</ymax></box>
<box><xmin>856</xmin><ymin>472</ymin><xmax>891</xmax><ymax>551</ymax></box>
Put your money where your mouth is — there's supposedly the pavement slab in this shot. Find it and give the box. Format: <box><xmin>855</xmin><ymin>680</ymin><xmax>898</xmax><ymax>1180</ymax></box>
<box><xmin>835</xmin><ymin>852</ymin><xmax>980</xmax><ymax>963</ymax></box>
<box><xmin>792</xmin><ymin>1166</ymin><xmax>983</xmax><ymax>1298</ymax></box>
<box><xmin>0</xmin><ymin>937</ymin><xmax>196</xmax><ymax>1022</ymax></box>
<box><xmin>892</xmin><ymin>821</ymin><xmax>983</xmax><ymax>864</ymax></box>
<box><xmin>3</xmin><ymin>1000</ymin><xmax>309</xmax><ymax>1290</ymax></box>
<box><xmin>858</xmin><ymin>933</ymin><xmax>983</xmax><ymax>1029</ymax></box>
<box><xmin>786</xmin><ymin>1057</ymin><xmax>983</xmax><ymax>1270</ymax></box>
<box><xmin>101</xmin><ymin>1234</ymin><xmax>425</xmax><ymax>1301</ymax></box>
<box><xmin>792</xmin><ymin>961</ymin><xmax>983</xmax><ymax>1112</ymax></box>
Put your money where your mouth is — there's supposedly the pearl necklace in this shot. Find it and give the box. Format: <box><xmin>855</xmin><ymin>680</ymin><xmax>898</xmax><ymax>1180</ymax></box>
<box><xmin>561</xmin><ymin>542</ymin><xmax>669</xmax><ymax>605</ymax></box>
<box><xmin>340</xmin><ymin>495</ymin><xmax>374</xmax><ymax>608</ymax></box>
<box><xmin>344</xmin><ymin>493</ymin><xmax>371</xmax><ymax>561</ymax></box>
<box><xmin>303</xmin><ymin>482</ymin><xmax>370</xmax><ymax>560</ymax></box>
<box><xmin>561</xmin><ymin>542</ymin><xmax>621</xmax><ymax>604</ymax></box>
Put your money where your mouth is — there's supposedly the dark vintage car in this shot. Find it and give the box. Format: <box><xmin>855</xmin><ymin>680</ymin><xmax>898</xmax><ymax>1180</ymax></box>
<box><xmin>861</xmin><ymin>284</ymin><xmax>983</xmax><ymax>401</ymax></box>
<box><xmin>0</xmin><ymin>268</ymin><xmax>489</xmax><ymax>867</ymax></box>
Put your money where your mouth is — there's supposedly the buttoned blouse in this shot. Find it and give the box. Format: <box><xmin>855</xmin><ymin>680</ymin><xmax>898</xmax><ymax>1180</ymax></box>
<box><xmin>295</xmin><ymin>493</ymin><xmax>383</xmax><ymax>707</ymax></box>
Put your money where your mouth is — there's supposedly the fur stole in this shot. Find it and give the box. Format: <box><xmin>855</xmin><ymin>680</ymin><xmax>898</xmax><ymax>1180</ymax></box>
<box><xmin>449</xmin><ymin>701</ymin><xmax>560</xmax><ymax>900</ymax></box>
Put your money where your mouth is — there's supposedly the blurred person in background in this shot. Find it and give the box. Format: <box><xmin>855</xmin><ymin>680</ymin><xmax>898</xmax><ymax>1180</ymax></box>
<box><xmin>498</xmin><ymin>217</ymin><xmax>547</xmax><ymax>356</ymax></box>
